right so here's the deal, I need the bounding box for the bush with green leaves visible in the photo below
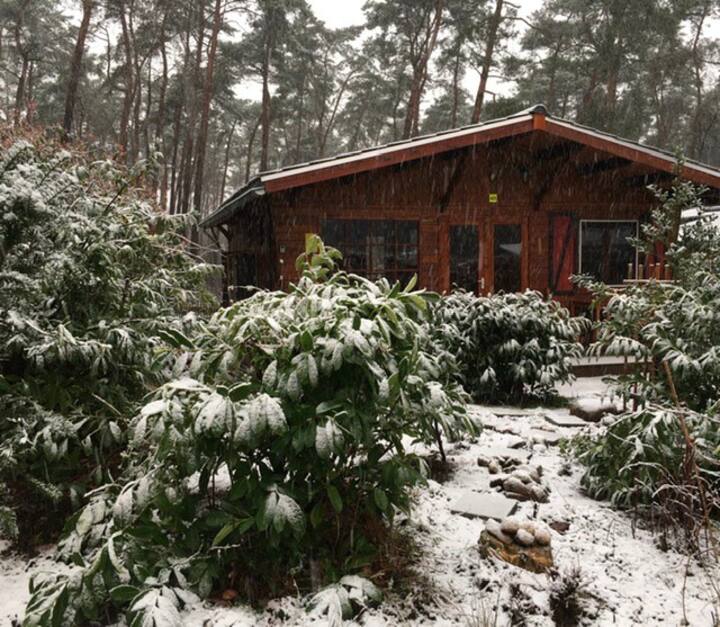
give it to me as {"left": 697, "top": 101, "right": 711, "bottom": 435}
{"left": 573, "top": 405, "right": 720, "bottom": 542}
{"left": 0, "top": 137, "right": 217, "bottom": 544}
{"left": 432, "top": 290, "right": 588, "bottom": 403}
{"left": 23, "top": 236, "right": 472, "bottom": 626}
{"left": 581, "top": 180, "right": 720, "bottom": 411}
{"left": 574, "top": 179, "right": 720, "bottom": 542}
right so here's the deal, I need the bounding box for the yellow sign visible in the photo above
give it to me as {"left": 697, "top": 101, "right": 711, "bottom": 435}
{"left": 489, "top": 193, "right": 498, "bottom": 204}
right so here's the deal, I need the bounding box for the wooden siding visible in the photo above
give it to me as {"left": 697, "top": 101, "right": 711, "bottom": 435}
{"left": 228, "top": 131, "right": 679, "bottom": 313}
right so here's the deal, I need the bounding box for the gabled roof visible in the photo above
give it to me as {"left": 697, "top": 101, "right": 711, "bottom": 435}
{"left": 202, "top": 105, "right": 720, "bottom": 228}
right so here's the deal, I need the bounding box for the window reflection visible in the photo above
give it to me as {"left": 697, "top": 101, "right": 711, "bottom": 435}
{"left": 322, "top": 219, "right": 419, "bottom": 284}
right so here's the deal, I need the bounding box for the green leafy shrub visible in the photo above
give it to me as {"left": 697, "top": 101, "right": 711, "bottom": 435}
{"left": 574, "top": 405, "right": 720, "bottom": 541}
{"left": 574, "top": 180, "right": 720, "bottom": 543}
{"left": 432, "top": 290, "right": 588, "bottom": 403}
{"left": 0, "top": 138, "right": 217, "bottom": 544}
{"left": 23, "top": 236, "right": 472, "bottom": 625}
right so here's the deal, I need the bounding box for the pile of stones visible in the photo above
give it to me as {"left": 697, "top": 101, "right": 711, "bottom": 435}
{"left": 478, "top": 456, "right": 550, "bottom": 503}
{"left": 486, "top": 517, "right": 552, "bottom": 547}
{"left": 479, "top": 517, "right": 554, "bottom": 573}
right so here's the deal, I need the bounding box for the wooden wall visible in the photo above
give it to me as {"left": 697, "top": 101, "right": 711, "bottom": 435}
{"left": 231, "top": 130, "right": 664, "bottom": 310}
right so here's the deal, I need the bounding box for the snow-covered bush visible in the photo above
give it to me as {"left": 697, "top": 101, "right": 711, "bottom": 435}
{"left": 582, "top": 180, "right": 720, "bottom": 411}
{"left": 574, "top": 405, "right": 720, "bottom": 543}
{"left": 432, "top": 290, "right": 588, "bottom": 403}
{"left": 575, "top": 180, "right": 720, "bottom": 543}
{"left": 24, "top": 236, "right": 472, "bottom": 625}
{"left": 0, "top": 137, "right": 216, "bottom": 543}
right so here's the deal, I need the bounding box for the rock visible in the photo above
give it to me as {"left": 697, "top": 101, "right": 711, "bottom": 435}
{"left": 519, "top": 521, "right": 537, "bottom": 534}
{"left": 512, "top": 470, "right": 533, "bottom": 484}
{"left": 549, "top": 520, "right": 571, "bottom": 534}
{"left": 569, "top": 398, "right": 621, "bottom": 423}
{"left": 530, "top": 485, "right": 550, "bottom": 503}
{"left": 488, "top": 460, "right": 500, "bottom": 474}
{"left": 515, "top": 529, "right": 535, "bottom": 546}
{"left": 479, "top": 531, "right": 554, "bottom": 573}
{"left": 534, "top": 527, "right": 551, "bottom": 546}
{"left": 485, "top": 519, "right": 514, "bottom": 544}
{"left": 500, "top": 517, "right": 520, "bottom": 535}
{"left": 503, "top": 477, "right": 536, "bottom": 501}
{"left": 477, "top": 455, "right": 491, "bottom": 467}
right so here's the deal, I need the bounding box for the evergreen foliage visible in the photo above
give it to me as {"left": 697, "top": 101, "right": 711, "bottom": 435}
{"left": 0, "top": 136, "right": 217, "bottom": 544}
{"left": 575, "top": 180, "right": 720, "bottom": 539}
{"left": 433, "top": 290, "right": 588, "bottom": 403}
{"left": 22, "top": 235, "right": 472, "bottom": 625}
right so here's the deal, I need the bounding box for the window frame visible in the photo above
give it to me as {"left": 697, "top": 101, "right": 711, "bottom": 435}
{"left": 321, "top": 218, "right": 420, "bottom": 283}
{"left": 578, "top": 219, "right": 639, "bottom": 286}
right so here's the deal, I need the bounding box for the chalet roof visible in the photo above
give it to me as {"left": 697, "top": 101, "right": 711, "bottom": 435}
{"left": 201, "top": 104, "right": 720, "bottom": 229}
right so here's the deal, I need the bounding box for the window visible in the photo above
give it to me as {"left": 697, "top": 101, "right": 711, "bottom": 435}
{"left": 579, "top": 221, "right": 638, "bottom": 285}
{"left": 322, "top": 219, "right": 419, "bottom": 284}
{"left": 450, "top": 225, "right": 479, "bottom": 293}
{"left": 493, "top": 223, "right": 522, "bottom": 293}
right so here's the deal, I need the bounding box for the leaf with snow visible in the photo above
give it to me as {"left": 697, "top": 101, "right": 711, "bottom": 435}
{"left": 263, "top": 490, "right": 305, "bottom": 536}
{"left": 308, "top": 584, "right": 352, "bottom": 627}
{"left": 315, "top": 419, "right": 344, "bottom": 459}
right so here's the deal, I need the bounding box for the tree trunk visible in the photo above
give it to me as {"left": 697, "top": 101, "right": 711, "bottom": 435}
{"left": 193, "top": 0, "right": 224, "bottom": 216}
{"left": 118, "top": 0, "right": 135, "bottom": 159}
{"left": 246, "top": 113, "right": 261, "bottom": 182}
{"left": 260, "top": 11, "right": 274, "bottom": 171}
{"left": 220, "top": 119, "right": 237, "bottom": 202}
{"left": 471, "top": 0, "right": 503, "bottom": 124}
{"left": 63, "top": 0, "right": 94, "bottom": 138}
{"left": 403, "top": 0, "right": 445, "bottom": 138}
{"left": 158, "top": 28, "right": 169, "bottom": 209}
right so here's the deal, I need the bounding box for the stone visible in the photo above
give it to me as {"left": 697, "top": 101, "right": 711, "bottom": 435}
{"left": 502, "top": 435, "right": 526, "bottom": 449}
{"left": 479, "top": 531, "right": 554, "bottom": 574}
{"left": 515, "top": 529, "right": 535, "bottom": 546}
{"left": 484, "top": 406, "right": 539, "bottom": 417}
{"left": 534, "top": 527, "right": 551, "bottom": 546}
{"left": 500, "top": 517, "right": 520, "bottom": 535}
{"left": 488, "top": 460, "right": 500, "bottom": 474}
{"left": 512, "top": 470, "right": 533, "bottom": 484}
{"left": 519, "top": 521, "right": 537, "bottom": 534}
{"left": 528, "top": 429, "right": 565, "bottom": 446}
{"left": 477, "top": 446, "right": 531, "bottom": 464}
{"left": 530, "top": 485, "right": 550, "bottom": 503}
{"left": 544, "top": 412, "right": 591, "bottom": 428}
{"left": 450, "top": 491, "right": 517, "bottom": 521}
{"left": 569, "top": 397, "right": 621, "bottom": 423}
{"left": 549, "top": 520, "right": 571, "bottom": 534}
{"left": 485, "top": 519, "right": 514, "bottom": 544}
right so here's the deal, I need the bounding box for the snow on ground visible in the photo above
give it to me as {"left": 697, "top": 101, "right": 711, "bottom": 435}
{"left": 1, "top": 377, "right": 718, "bottom": 626}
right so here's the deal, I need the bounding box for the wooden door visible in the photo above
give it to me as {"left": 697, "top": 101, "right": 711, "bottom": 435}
{"left": 486, "top": 219, "right": 528, "bottom": 293}
{"left": 449, "top": 223, "right": 484, "bottom": 294}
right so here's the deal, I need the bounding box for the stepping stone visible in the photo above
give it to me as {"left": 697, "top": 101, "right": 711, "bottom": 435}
{"left": 478, "top": 446, "right": 531, "bottom": 463}
{"left": 483, "top": 406, "right": 539, "bottom": 417}
{"left": 528, "top": 429, "right": 565, "bottom": 445}
{"left": 569, "top": 398, "right": 622, "bottom": 423}
{"left": 450, "top": 491, "right": 517, "bottom": 521}
{"left": 544, "top": 412, "right": 590, "bottom": 428}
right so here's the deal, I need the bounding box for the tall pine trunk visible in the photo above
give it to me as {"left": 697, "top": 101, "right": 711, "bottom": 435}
{"left": 63, "top": 0, "right": 94, "bottom": 138}
{"left": 193, "top": 0, "right": 224, "bottom": 216}
{"left": 471, "top": 0, "right": 503, "bottom": 124}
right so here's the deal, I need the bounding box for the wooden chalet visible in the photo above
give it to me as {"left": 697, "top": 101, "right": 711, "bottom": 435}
{"left": 202, "top": 105, "right": 720, "bottom": 313}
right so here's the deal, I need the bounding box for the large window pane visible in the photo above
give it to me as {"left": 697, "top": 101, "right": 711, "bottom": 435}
{"left": 580, "top": 221, "right": 637, "bottom": 285}
{"left": 494, "top": 224, "right": 522, "bottom": 293}
{"left": 321, "top": 219, "right": 419, "bottom": 284}
{"left": 450, "top": 225, "right": 479, "bottom": 293}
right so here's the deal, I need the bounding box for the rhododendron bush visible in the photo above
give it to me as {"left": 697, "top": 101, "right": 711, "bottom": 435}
{"left": 24, "top": 237, "right": 472, "bottom": 626}
{"left": 0, "top": 137, "right": 216, "bottom": 545}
